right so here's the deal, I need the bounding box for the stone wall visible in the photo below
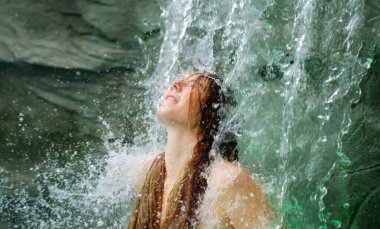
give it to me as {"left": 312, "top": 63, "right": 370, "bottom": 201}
{"left": 0, "top": 0, "right": 161, "bottom": 70}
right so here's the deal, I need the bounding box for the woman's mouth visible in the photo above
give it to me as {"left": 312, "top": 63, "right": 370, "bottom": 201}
{"left": 165, "top": 95, "right": 178, "bottom": 102}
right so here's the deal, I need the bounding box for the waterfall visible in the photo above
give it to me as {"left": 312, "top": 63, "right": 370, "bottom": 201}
{"left": 146, "top": 0, "right": 372, "bottom": 227}
{"left": 1, "top": 0, "right": 378, "bottom": 228}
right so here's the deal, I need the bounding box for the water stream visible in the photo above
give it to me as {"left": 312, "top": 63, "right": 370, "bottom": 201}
{"left": 1, "top": 0, "right": 379, "bottom": 228}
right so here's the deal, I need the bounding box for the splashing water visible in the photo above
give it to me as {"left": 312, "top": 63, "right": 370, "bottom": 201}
{"left": 1, "top": 0, "right": 379, "bottom": 228}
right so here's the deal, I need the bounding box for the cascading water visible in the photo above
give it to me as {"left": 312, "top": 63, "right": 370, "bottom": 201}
{"left": 0, "top": 0, "right": 379, "bottom": 228}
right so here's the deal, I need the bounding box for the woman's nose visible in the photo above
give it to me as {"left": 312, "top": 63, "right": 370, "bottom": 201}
{"left": 170, "top": 80, "right": 181, "bottom": 91}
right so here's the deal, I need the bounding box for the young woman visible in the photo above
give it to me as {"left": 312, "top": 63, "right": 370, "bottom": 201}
{"left": 128, "top": 72, "right": 272, "bottom": 228}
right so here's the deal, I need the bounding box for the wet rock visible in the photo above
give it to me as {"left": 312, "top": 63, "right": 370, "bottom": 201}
{"left": 0, "top": 0, "right": 161, "bottom": 70}
{"left": 259, "top": 64, "right": 283, "bottom": 81}
{"left": 325, "top": 51, "right": 380, "bottom": 228}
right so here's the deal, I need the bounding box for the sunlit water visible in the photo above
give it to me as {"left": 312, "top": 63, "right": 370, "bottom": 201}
{"left": 1, "top": 0, "right": 378, "bottom": 228}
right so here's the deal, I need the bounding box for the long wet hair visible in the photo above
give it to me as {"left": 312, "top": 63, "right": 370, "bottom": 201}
{"left": 128, "top": 72, "right": 237, "bottom": 228}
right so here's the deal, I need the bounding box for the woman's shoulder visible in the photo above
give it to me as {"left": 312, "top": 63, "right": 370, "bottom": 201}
{"left": 208, "top": 157, "right": 270, "bottom": 208}
{"left": 211, "top": 159, "right": 261, "bottom": 191}
{"left": 208, "top": 157, "right": 250, "bottom": 190}
{"left": 206, "top": 157, "right": 272, "bottom": 227}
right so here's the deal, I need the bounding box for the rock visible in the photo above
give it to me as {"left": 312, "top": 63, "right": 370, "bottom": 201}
{"left": 0, "top": 0, "right": 161, "bottom": 70}
{"left": 325, "top": 51, "right": 380, "bottom": 228}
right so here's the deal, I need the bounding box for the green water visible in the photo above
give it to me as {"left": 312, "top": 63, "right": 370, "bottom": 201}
{"left": 1, "top": 0, "right": 379, "bottom": 228}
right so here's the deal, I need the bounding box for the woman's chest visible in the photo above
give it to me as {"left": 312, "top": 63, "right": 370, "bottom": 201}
{"left": 160, "top": 183, "right": 232, "bottom": 228}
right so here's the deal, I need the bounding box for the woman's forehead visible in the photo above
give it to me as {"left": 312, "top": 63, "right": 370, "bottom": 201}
{"left": 181, "top": 74, "right": 200, "bottom": 82}
{"left": 175, "top": 74, "right": 209, "bottom": 92}
{"left": 182, "top": 74, "right": 209, "bottom": 87}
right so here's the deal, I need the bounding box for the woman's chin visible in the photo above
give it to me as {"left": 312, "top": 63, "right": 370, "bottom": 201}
{"left": 157, "top": 112, "right": 186, "bottom": 128}
{"left": 157, "top": 109, "right": 172, "bottom": 123}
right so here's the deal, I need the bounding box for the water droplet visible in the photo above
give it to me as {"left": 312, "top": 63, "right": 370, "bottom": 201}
{"left": 365, "top": 57, "right": 374, "bottom": 69}
{"left": 332, "top": 219, "right": 342, "bottom": 228}
{"left": 343, "top": 203, "right": 350, "bottom": 209}
{"left": 336, "top": 151, "right": 351, "bottom": 166}
{"left": 319, "top": 184, "right": 327, "bottom": 194}
{"left": 318, "top": 108, "right": 330, "bottom": 121}
{"left": 319, "top": 212, "right": 331, "bottom": 221}
{"left": 320, "top": 135, "right": 327, "bottom": 142}
{"left": 212, "top": 103, "right": 220, "bottom": 109}
{"left": 18, "top": 113, "right": 24, "bottom": 122}
{"left": 339, "top": 171, "right": 347, "bottom": 178}
{"left": 97, "top": 219, "right": 104, "bottom": 227}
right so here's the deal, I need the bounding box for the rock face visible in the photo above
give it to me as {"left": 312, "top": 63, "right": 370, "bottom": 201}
{"left": 0, "top": 1, "right": 161, "bottom": 227}
{"left": 324, "top": 53, "right": 380, "bottom": 229}
{"left": 343, "top": 55, "right": 380, "bottom": 228}
{"left": 0, "top": 0, "right": 161, "bottom": 70}
{"left": 0, "top": 62, "right": 150, "bottom": 229}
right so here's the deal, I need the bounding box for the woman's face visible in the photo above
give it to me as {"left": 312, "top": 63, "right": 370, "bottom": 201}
{"left": 157, "top": 74, "right": 208, "bottom": 129}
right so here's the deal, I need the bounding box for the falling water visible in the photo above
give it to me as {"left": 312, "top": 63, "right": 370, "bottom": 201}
{"left": 1, "top": 0, "right": 379, "bottom": 228}
{"left": 148, "top": 0, "right": 373, "bottom": 227}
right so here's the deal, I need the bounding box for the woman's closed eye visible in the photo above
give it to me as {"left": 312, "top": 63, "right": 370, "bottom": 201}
{"left": 184, "top": 83, "right": 194, "bottom": 89}
{"left": 181, "top": 79, "right": 197, "bottom": 88}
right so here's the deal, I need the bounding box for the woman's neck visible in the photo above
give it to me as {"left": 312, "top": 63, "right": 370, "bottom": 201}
{"left": 164, "top": 126, "right": 199, "bottom": 182}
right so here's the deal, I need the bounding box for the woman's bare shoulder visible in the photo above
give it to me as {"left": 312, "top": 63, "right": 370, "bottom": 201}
{"left": 212, "top": 160, "right": 268, "bottom": 205}
{"left": 209, "top": 158, "right": 243, "bottom": 187}
{"left": 208, "top": 158, "right": 272, "bottom": 227}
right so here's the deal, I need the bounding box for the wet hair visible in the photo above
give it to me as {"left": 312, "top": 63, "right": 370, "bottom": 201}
{"left": 163, "top": 72, "right": 237, "bottom": 228}
{"left": 218, "top": 131, "right": 239, "bottom": 162}
{"left": 192, "top": 73, "right": 238, "bottom": 162}
{"left": 128, "top": 72, "right": 237, "bottom": 228}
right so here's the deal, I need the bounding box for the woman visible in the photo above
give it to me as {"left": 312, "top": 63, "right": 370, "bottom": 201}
{"left": 128, "top": 72, "right": 272, "bottom": 228}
